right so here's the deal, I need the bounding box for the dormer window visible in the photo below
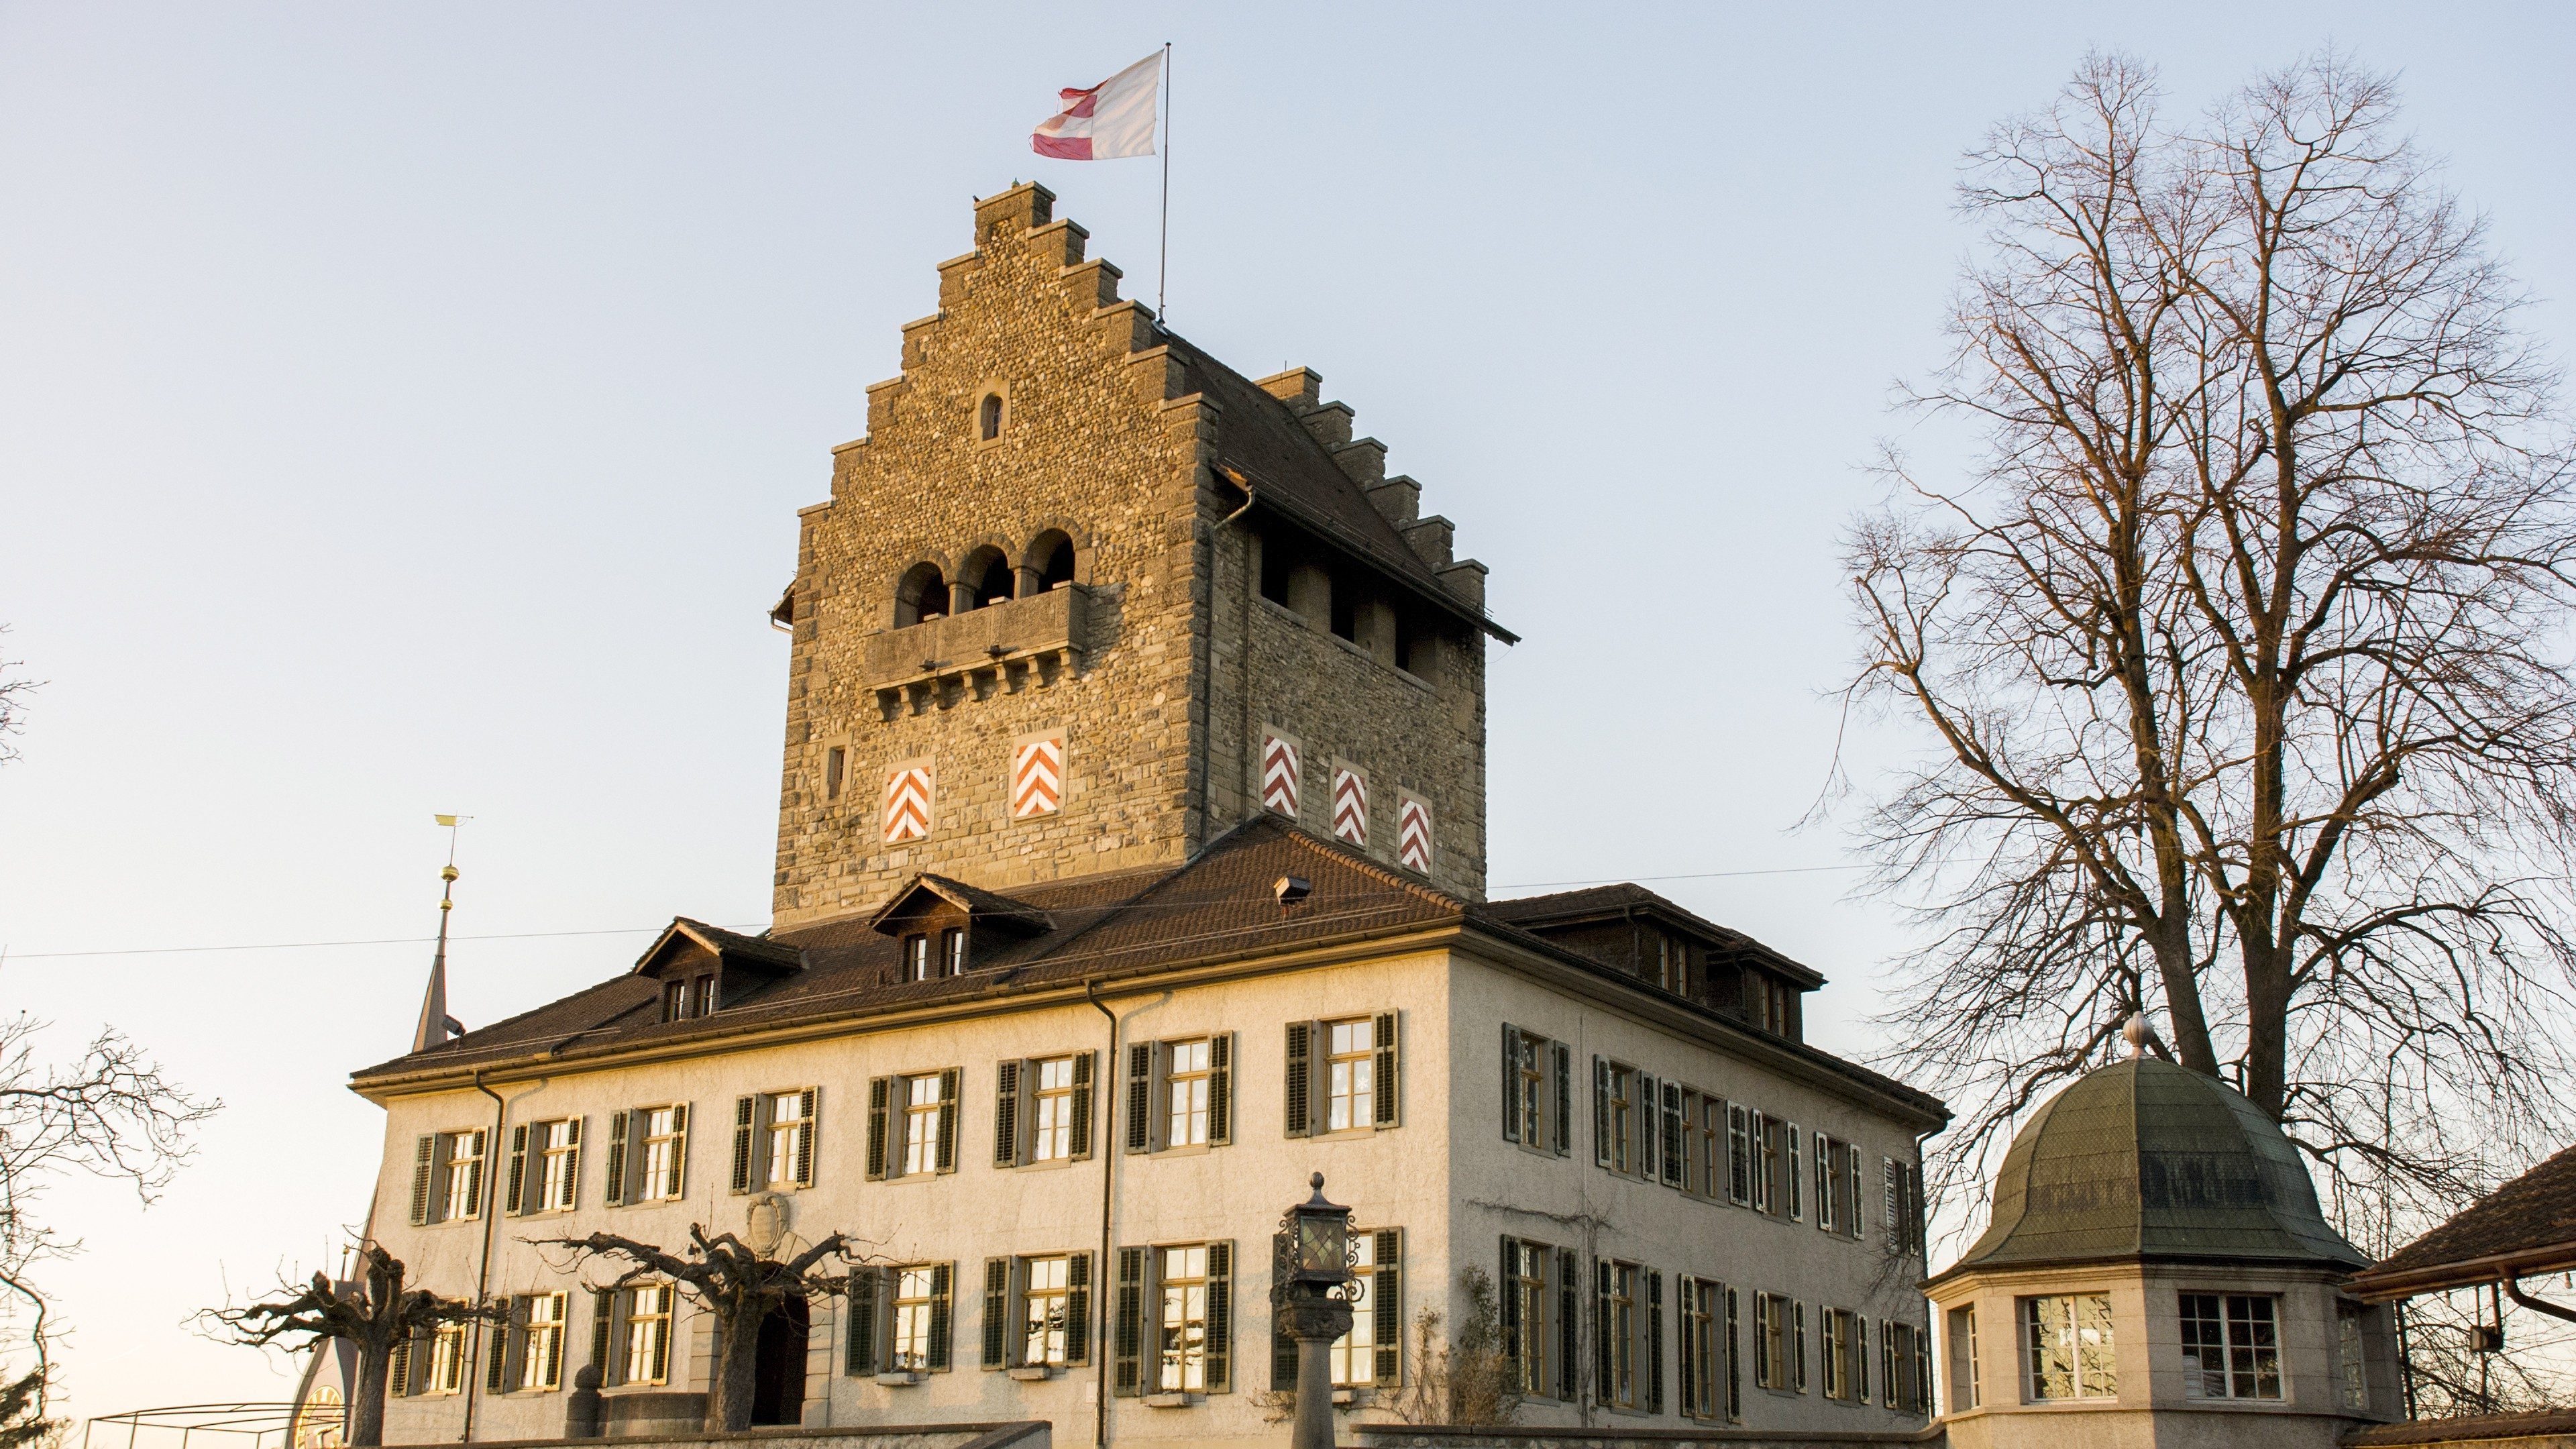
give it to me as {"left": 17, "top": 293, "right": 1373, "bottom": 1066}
{"left": 661, "top": 973, "right": 720, "bottom": 1022}
{"left": 905, "top": 934, "right": 932, "bottom": 982}
{"left": 942, "top": 927, "right": 967, "bottom": 975}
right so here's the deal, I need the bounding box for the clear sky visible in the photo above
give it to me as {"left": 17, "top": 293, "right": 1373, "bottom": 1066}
{"left": 3, "top": 0, "right": 2570, "bottom": 1424}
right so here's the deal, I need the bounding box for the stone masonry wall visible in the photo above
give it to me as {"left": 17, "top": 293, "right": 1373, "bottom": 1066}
{"left": 771, "top": 182, "right": 1491, "bottom": 922}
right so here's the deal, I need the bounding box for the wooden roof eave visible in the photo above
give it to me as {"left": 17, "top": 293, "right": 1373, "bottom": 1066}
{"left": 2343, "top": 1239, "right": 2576, "bottom": 1303}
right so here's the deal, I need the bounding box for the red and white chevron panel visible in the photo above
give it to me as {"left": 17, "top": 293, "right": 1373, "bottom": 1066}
{"left": 1397, "top": 796, "right": 1432, "bottom": 873}
{"left": 1260, "top": 733, "right": 1300, "bottom": 817}
{"left": 1332, "top": 767, "right": 1368, "bottom": 846}
{"left": 884, "top": 764, "right": 933, "bottom": 844}
{"left": 1012, "top": 737, "right": 1063, "bottom": 818}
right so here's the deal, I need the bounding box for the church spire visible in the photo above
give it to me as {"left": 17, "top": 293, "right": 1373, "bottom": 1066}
{"left": 411, "top": 815, "right": 468, "bottom": 1054}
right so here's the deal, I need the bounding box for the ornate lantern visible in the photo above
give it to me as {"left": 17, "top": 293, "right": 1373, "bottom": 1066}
{"left": 1273, "top": 1173, "right": 1356, "bottom": 1449}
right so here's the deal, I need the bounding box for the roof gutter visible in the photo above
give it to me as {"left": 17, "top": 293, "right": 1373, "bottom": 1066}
{"left": 2346, "top": 1238, "right": 2576, "bottom": 1303}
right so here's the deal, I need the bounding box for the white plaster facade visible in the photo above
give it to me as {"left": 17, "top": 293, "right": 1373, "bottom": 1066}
{"left": 360, "top": 932, "right": 1941, "bottom": 1449}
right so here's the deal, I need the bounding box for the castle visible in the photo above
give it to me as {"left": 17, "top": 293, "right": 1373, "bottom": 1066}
{"left": 350, "top": 184, "right": 1947, "bottom": 1449}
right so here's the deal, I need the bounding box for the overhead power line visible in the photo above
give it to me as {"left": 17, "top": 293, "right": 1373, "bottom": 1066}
{"left": 1, "top": 863, "right": 1864, "bottom": 961}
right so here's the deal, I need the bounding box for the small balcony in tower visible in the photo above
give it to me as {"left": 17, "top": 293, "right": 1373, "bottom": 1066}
{"left": 867, "top": 582, "right": 1089, "bottom": 718}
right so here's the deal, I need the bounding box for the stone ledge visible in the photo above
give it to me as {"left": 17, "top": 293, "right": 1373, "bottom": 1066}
{"left": 438, "top": 1420, "right": 1046, "bottom": 1449}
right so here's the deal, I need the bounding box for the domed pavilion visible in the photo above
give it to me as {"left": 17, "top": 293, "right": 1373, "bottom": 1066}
{"left": 1925, "top": 1047, "right": 2402, "bottom": 1448}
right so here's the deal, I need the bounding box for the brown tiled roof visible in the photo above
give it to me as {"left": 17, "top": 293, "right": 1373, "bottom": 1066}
{"left": 348, "top": 818, "right": 1943, "bottom": 1128}
{"left": 2346, "top": 1142, "right": 2576, "bottom": 1300}
{"left": 1171, "top": 340, "right": 1515, "bottom": 644}
{"left": 1490, "top": 883, "right": 1828, "bottom": 989}
{"left": 2341, "top": 1409, "right": 2576, "bottom": 1445}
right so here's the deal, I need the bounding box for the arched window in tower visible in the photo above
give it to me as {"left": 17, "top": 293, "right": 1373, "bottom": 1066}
{"left": 1028, "top": 531, "right": 1077, "bottom": 592}
{"left": 960, "top": 547, "right": 1014, "bottom": 609}
{"left": 895, "top": 561, "right": 949, "bottom": 627}
{"left": 979, "top": 392, "right": 1004, "bottom": 441}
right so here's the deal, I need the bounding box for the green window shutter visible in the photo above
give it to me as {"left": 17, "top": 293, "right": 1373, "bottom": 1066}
{"left": 1647, "top": 1271, "right": 1664, "bottom": 1414}
{"left": 604, "top": 1111, "right": 629, "bottom": 1206}
{"left": 1499, "top": 1024, "right": 1520, "bottom": 1142}
{"left": 504, "top": 1125, "right": 529, "bottom": 1216}
{"left": 1594, "top": 1258, "right": 1612, "bottom": 1406}
{"left": 1208, "top": 1034, "right": 1232, "bottom": 1145}
{"left": 1283, "top": 1022, "right": 1311, "bottom": 1138}
{"left": 1069, "top": 1051, "right": 1095, "bottom": 1160}
{"left": 1724, "top": 1289, "right": 1741, "bottom": 1419}
{"left": 590, "top": 1289, "right": 616, "bottom": 1387}
{"left": 1556, "top": 1248, "right": 1579, "bottom": 1403}
{"left": 564, "top": 1118, "right": 582, "bottom": 1209}
{"left": 1373, "top": 1229, "right": 1402, "bottom": 1384}
{"left": 1552, "top": 1042, "right": 1572, "bottom": 1157}
{"left": 934, "top": 1070, "right": 960, "bottom": 1173}
{"left": 649, "top": 1293, "right": 669, "bottom": 1385}
{"left": 926, "top": 1263, "right": 954, "bottom": 1371}
{"left": 1662, "top": 1081, "right": 1686, "bottom": 1187}
{"left": 1593, "top": 1056, "right": 1611, "bottom": 1168}
{"left": 388, "top": 1336, "right": 413, "bottom": 1397}
{"left": 409, "top": 1136, "right": 435, "bottom": 1225}
{"left": 994, "top": 1061, "right": 1021, "bottom": 1168}
{"left": 1123, "top": 1044, "right": 1152, "bottom": 1153}
{"left": 1497, "top": 1237, "right": 1521, "bottom": 1385}
{"left": 1856, "top": 1313, "right": 1870, "bottom": 1402}
{"left": 1271, "top": 1232, "right": 1299, "bottom": 1391}
{"left": 1065, "top": 1250, "right": 1093, "bottom": 1364}
{"left": 796, "top": 1088, "right": 818, "bottom": 1187}
{"left": 1676, "top": 1277, "right": 1696, "bottom": 1417}
{"left": 1112, "top": 1246, "right": 1145, "bottom": 1395}
{"left": 1373, "top": 1012, "right": 1399, "bottom": 1128}
{"left": 845, "top": 1269, "right": 877, "bottom": 1375}
{"left": 462, "top": 1130, "right": 487, "bottom": 1218}
{"left": 487, "top": 1297, "right": 514, "bottom": 1393}
{"left": 1204, "top": 1239, "right": 1233, "bottom": 1392}
{"left": 865, "top": 1078, "right": 890, "bottom": 1181}
{"left": 729, "top": 1095, "right": 755, "bottom": 1194}
{"left": 981, "top": 1258, "right": 1012, "bottom": 1368}
{"left": 1793, "top": 1301, "right": 1808, "bottom": 1393}
{"left": 670, "top": 1102, "right": 690, "bottom": 1199}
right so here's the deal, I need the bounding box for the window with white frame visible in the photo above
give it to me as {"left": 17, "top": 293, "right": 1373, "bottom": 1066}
{"left": 2179, "top": 1293, "right": 2279, "bottom": 1400}
{"left": 1330, "top": 1232, "right": 1381, "bottom": 1387}
{"left": 1124, "top": 1036, "right": 1234, "bottom": 1153}
{"left": 1286, "top": 1016, "right": 1399, "bottom": 1137}
{"left": 729, "top": 1089, "right": 818, "bottom": 1193}
{"left": 1167, "top": 1040, "right": 1214, "bottom": 1147}
{"left": 1679, "top": 1277, "right": 1720, "bottom": 1419}
{"left": 1498, "top": 1236, "right": 1566, "bottom": 1400}
{"left": 1020, "top": 1255, "right": 1077, "bottom": 1366}
{"left": 1158, "top": 1244, "right": 1212, "bottom": 1391}
{"left": 638, "top": 1105, "right": 687, "bottom": 1200}
{"left": 892, "top": 1265, "right": 946, "bottom": 1373}
{"left": 848, "top": 1263, "right": 954, "bottom": 1376}
{"left": 623, "top": 1284, "right": 673, "bottom": 1385}
{"left": 537, "top": 1119, "right": 580, "bottom": 1212}
{"left": 519, "top": 1292, "right": 567, "bottom": 1391}
{"left": 2023, "top": 1294, "right": 2115, "bottom": 1401}
{"left": 1499, "top": 1024, "right": 1572, "bottom": 1154}
{"left": 1822, "top": 1307, "right": 1856, "bottom": 1401}
{"left": 865, "top": 1071, "right": 957, "bottom": 1180}
{"left": 441, "top": 1131, "right": 486, "bottom": 1223}
{"left": 1324, "top": 1018, "right": 1377, "bottom": 1132}
{"left": 1597, "top": 1260, "right": 1641, "bottom": 1410}
{"left": 996, "top": 1054, "right": 1095, "bottom": 1168}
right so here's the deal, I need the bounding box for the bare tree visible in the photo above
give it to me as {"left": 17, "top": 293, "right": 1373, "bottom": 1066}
{"left": 541, "top": 1224, "right": 857, "bottom": 1433}
{"left": 1843, "top": 52, "right": 2576, "bottom": 1234}
{"left": 1383, "top": 1267, "right": 1521, "bottom": 1428}
{"left": 0, "top": 627, "right": 33, "bottom": 769}
{"left": 0, "top": 1015, "right": 218, "bottom": 1442}
{"left": 204, "top": 1242, "right": 490, "bottom": 1448}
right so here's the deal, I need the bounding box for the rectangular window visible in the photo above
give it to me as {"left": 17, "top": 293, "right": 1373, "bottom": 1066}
{"left": 1324, "top": 1017, "right": 1376, "bottom": 1132}
{"left": 1023, "top": 1256, "right": 1072, "bottom": 1367}
{"left": 1330, "top": 1232, "right": 1379, "bottom": 1386}
{"left": 1948, "top": 1305, "right": 1980, "bottom": 1410}
{"left": 2023, "top": 1294, "right": 2116, "bottom": 1401}
{"left": 892, "top": 1266, "right": 942, "bottom": 1372}
{"left": 1502, "top": 1238, "right": 1551, "bottom": 1396}
{"left": 537, "top": 1119, "right": 580, "bottom": 1212}
{"left": 902, "top": 1075, "right": 943, "bottom": 1175}
{"left": 688, "top": 974, "right": 717, "bottom": 1018}
{"left": 2338, "top": 1301, "right": 2369, "bottom": 1411}
{"left": 767, "top": 1090, "right": 811, "bottom": 1187}
{"left": 1166, "top": 1040, "right": 1213, "bottom": 1147}
{"left": 824, "top": 745, "right": 845, "bottom": 801}
{"left": 440, "top": 1131, "right": 485, "bottom": 1223}
{"left": 1682, "top": 1278, "right": 1719, "bottom": 1419}
{"left": 1728, "top": 1108, "right": 1752, "bottom": 1205}
{"left": 941, "top": 926, "right": 967, "bottom": 975}
{"left": 1498, "top": 1024, "right": 1567, "bottom": 1154}
{"left": 1823, "top": 1308, "right": 1853, "bottom": 1401}
{"left": 1031, "top": 1056, "right": 1077, "bottom": 1162}
{"left": 1158, "top": 1244, "right": 1210, "bottom": 1391}
{"left": 638, "top": 1105, "right": 687, "bottom": 1201}
{"left": 1887, "top": 1320, "right": 1928, "bottom": 1413}
{"left": 1756, "top": 1293, "right": 1787, "bottom": 1390}
{"left": 519, "top": 1293, "right": 567, "bottom": 1391}
{"left": 1599, "top": 1260, "right": 1639, "bottom": 1409}
{"left": 905, "top": 934, "right": 930, "bottom": 981}
{"left": 2179, "top": 1293, "right": 2280, "bottom": 1401}
{"left": 623, "top": 1285, "right": 672, "bottom": 1386}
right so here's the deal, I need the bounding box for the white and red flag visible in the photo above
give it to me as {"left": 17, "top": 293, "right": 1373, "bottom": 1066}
{"left": 1031, "top": 52, "right": 1161, "bottom": 160}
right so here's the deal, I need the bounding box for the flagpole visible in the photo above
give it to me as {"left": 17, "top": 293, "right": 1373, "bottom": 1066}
{"left": 1157, "top": 40, "right": 1171, "bottom": 322}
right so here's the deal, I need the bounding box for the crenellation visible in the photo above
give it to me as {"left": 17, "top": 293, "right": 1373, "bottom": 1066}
{"left": 1297, "top": 399, "right": 1355, "bottom": 448}
{"left": 1253, "top": 366, "right": 1323, "bottom": 411}
{"left": 1365, "top": 474, "right": 1421, "bottom": 525}
{"left": 1330, "top": 436, "right": 1387, "bottom": 486}
{"left": 1401, "top": 514, "right": 1455, "bottom": 568}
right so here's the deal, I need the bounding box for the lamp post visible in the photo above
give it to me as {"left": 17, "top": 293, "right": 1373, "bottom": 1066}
{"left": 1273, "top": 1173, "right": 1356, "bottom": 1449}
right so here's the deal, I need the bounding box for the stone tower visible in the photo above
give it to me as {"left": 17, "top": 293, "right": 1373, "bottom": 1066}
{"left": 769, "top": 183, "right": 1506, "bottom": 926}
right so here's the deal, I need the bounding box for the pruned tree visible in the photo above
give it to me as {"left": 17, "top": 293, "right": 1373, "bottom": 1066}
{"left": 1841, "top": 51, "right": 2576, "bottom": 1237}
{"left": 203, "top": 1241, "right": 490, "bottom": 1448}
{"left": 1383, "top": 1268, "right": 1520, "bottom": 1428}
{"left": 1, "top": 1014, "right": 217, "bottom": 1445}
{"left": 541, "top": 1224, "right": 858, "bottom": 1432}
